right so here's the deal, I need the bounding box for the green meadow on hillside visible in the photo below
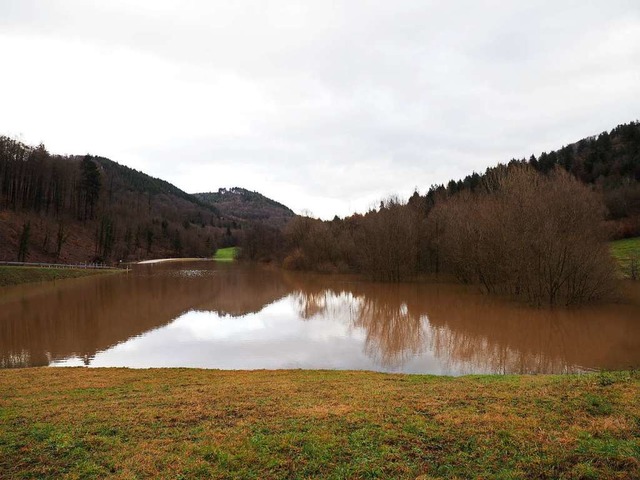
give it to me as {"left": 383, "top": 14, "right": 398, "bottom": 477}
{"left": 611, "top": 237, "right": 640, "bottom": 278}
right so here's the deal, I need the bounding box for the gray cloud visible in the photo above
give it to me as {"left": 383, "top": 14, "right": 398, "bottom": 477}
{"left": 1, "top": 1, "right": 639, "bottom": 218}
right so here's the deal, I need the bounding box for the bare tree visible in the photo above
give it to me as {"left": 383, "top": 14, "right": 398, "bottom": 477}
{"left": 433, "top": 165, "right": 616, "bottom": 305}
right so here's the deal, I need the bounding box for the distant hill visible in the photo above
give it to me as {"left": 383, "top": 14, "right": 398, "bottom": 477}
{"left": 426, "top": 121, "right": 640, "bottom": 238}
{"left": 194, "top": 187, "right": 295, "bottom": 227}
{"left": 0, "top": 137, "right": 239, "bottom": 263}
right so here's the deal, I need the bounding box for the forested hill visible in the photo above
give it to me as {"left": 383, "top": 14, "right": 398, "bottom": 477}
{"left": 94, "top": 157, "right": 217, "bottom": 212}
{"left": 195, "top": 188, "right": 295, "bottom": 227}
{"left": 0, "top": 137, "right": 241, "bottom": 263}
{"left": 426, "top": 121, "right": 640, "bottom": 238}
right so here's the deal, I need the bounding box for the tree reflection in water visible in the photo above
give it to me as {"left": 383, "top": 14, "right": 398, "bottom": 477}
{"left": 287, "top": 274, "right": 640, "bottom": 373}
{"left": 292, "top": 283, "right": 429, "bottom": 369}
{"left": 2, "top": 263, "right": 640, "bottom": 373}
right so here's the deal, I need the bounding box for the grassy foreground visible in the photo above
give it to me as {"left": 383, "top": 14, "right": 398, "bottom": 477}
{"left": 0, "top": 266, "right": 118, "bottom": 288}
{"left": 213, "top": 246, "right": 238, "bottom": 261}
{"left": 1, "top": 369, "right": 639, "bottom": 479}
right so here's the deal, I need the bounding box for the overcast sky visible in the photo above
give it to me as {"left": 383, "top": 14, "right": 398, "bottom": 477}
{"left": 1, "top": 1, "right": 639, "bottom": 218}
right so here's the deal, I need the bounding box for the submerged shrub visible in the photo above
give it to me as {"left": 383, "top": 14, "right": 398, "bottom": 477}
{"left": 432, "top": 165, "right": 616, "bottom": 306}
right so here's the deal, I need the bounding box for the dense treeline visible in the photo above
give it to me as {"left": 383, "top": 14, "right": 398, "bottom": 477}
{"left": 0, "top": 138, "right": 96, "bottom": 218}
{"left": 430, "top": 167, "right": 615, "bottom": 305}
{"left": 430, "top": 121, "right": 640, "bottom": 238}
{"left": 240, "top": 164, "right": 616, "bottom": 306}
{"left": 0, "top": 137, "right": 243, "bottom": 263}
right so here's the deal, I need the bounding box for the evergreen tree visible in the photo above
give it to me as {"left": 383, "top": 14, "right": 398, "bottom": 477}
{"left": 79, "top": 156, "right": 101, "bottom": 220}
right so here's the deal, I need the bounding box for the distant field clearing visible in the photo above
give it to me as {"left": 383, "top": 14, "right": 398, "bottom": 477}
{"left": 213, "top": 247, "right": 238, "bottom": 261}
{"left": 610, "top": 236, "right": 640, "bottom": 278}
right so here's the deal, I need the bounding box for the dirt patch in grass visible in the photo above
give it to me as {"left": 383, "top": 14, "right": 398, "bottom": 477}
{"left": 1, "top": 369, "right": 639, "bottom": 479}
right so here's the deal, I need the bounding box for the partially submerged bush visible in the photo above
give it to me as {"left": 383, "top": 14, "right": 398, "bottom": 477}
{"left": 431, "top": 165, "right": 617, "bottom": 305}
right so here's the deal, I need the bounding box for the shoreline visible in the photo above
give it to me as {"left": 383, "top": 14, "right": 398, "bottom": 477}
{"left": 136, "top": 257, "right": 212, "bottom": 265}
{"left": 0, "top": 265, "right": 119, "bottom": 288}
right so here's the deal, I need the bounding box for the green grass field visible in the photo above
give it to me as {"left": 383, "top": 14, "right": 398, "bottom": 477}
{"left": 213, "top": 247, "right": 239, "bottom": 261}
{"left": 0, "top": 266, "right": 118, "bottom": 288}
{"left": 1, "top": 369, "right": 639, "bottom": 479}
{"left": 610, "top": 237, "right": 640, "bottom": 278}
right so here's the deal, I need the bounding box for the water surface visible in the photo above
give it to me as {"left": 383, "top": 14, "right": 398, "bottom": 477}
{"left": 1, "top": 261, "right": 639, "bottom": 374}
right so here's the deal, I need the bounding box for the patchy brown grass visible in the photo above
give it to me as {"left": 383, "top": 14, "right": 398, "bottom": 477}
{"left": 0, "top": 369, "right": 639, "bottom": 479}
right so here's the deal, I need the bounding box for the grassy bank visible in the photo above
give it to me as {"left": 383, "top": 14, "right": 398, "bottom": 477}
{"left": 0, "top": 266, "right": 119, "bottom": 288}
{"left": 213, "top": 246, "right": 238, "bottom": 261}
{"left": 1, "top": 369, "right": 638, "bottom": 479}
{"left": 611, "top": 237, "right": 640, "bottom": 278}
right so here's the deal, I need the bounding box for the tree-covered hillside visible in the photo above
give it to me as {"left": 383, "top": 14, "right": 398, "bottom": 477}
{"left": 428, "top": 121, "right": 640, "bottom": 238}
{"left": 0, "top": 137, "right": 238, "bottom": 263}
{"left": 195, "top": 187, "right": 295, "bottom": 227}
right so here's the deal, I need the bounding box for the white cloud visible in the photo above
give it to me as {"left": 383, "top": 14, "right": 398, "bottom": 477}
{"left": 1, "top": 1, "right": 639, "bottom": 218}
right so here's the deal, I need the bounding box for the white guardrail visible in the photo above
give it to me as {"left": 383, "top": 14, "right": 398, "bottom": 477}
{"left": 0, "top": 261, "right": 123, "bottom": 270}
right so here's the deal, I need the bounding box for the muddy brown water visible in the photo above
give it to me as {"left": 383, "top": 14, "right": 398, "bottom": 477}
{"left": 1, "top": 261, "right": 639, "bottom": 374}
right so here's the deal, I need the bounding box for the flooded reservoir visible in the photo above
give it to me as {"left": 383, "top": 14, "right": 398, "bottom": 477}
{"left": 1, "top": 261, "right": 639, "bottom": 374}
